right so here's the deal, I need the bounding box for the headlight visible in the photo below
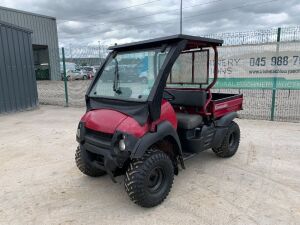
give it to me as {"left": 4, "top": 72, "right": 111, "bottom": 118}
{"left": 119, "top": 136, "right": 126, "bottom": 151}
{"left": 76, "top": 128, "right": 80, "bottom": 138}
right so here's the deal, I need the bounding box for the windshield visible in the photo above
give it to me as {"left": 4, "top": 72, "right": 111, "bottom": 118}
{"left": 89, "top": 47, "right": 169, "bottom": 101}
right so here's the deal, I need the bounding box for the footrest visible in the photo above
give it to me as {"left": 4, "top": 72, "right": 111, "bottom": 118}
{"left": 182, "top": 152, "right": 197, "bottom": 161}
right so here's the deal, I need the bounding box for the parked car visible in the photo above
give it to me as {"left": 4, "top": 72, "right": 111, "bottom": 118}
{"left": 82, "top": 67, "right": 96, "bottom": 79}
{"left": 60, "top": 62, "right": 76, "bottom": 74}
{"left": 61, "top": 70, "right": 88, "bottom": 81}
{"left": 87, "top": 71, "right": 95, "bottom": 79}
{"left": 83, "top": 66, "right": 97, "bottom": 74}
{"left": 101, "top": 64, "right": 148, "bottom": 83}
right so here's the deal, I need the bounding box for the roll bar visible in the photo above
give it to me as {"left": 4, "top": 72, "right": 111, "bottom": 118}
{"left": 206, "top": 45, "right": 218, "bottom": 91}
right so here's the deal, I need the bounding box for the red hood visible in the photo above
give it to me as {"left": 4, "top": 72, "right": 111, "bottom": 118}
{"left": 81, "top": 109, "right": 128, "bottom": 134}
{"left": 80, "top": 101, "right": 176, "bottom": 138}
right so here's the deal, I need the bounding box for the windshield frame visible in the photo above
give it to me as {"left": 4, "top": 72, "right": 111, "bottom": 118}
{"left": 86, "top": 40, "right": 188, "bottom": 124}
{"left": 87, "top": 46, "right": 171, "bottom": 103}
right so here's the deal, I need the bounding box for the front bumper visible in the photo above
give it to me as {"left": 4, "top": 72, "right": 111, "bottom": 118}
{"left": 77, "top": 122, "right": 138, "bottom": 179}
{"left": 80, "top": 142, "right": 123, "bottom": 181}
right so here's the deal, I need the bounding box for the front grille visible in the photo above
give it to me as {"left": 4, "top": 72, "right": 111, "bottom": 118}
{"left": 85, "top": 128, "right": 113, "bottom": 141}
{"left": 85, "top": 128, "right": 113, "bottom": 149}
{"left": 96, "top": 154, "right": 105, "bottom": 166}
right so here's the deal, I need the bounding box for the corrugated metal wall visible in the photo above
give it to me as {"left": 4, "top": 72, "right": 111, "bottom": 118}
{"left": 0, "top": 6, "right": 60, "bottom": 80}
{"left": 0, "top": 21, "right": 38, "bottom": 113}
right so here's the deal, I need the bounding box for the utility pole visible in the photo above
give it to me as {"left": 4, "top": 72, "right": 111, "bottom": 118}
{"left": 180, "top": 0, "right": 183, "bottom": 34}
{"left": 69, "top": 43, "right": 73, "bottom": 62}
{"left": 98, "top": 41, "right": 101, "bottom": 64}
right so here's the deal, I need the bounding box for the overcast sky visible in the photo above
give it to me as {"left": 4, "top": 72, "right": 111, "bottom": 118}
{"left": 0, "top": 0, "right": 299, "bottom": 47}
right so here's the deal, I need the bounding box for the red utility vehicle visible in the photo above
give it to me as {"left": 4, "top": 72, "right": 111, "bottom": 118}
{"left": 75, "top": 35, "right": 243, "bottom": 207}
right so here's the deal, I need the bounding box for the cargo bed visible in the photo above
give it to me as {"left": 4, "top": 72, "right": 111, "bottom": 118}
{"left": 210, "top": 93, "right": 243, "bottom": 118}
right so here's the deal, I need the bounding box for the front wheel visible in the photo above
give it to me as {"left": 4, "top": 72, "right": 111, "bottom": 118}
{"left": 212, "top": 121, "right": 240, "bottom": 158}
{"left": 124, "top": 149, "right": 174, "bottom": 208}
{"left": 75, "top": 146, "right": 106, "bottom": 177}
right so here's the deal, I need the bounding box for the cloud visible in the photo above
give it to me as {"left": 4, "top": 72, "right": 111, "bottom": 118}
{"left": 261, "top": 13, "right": 289, "bottom": 25}
{"left": 0, "top": 0, "right": 299, "bottom": 47}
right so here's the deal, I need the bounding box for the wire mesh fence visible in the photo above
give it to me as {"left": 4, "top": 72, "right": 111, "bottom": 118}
{"left": 37, "top": 26, "right": 300, "bottom": 122}
{"left": 204, "top": 26, "right": 300, "bottom": 45}
{"left": 209, "top": 40, "right": 300, "bottom": 122}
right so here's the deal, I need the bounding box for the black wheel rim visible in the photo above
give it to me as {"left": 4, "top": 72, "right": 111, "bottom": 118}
{"left": 147, "top": 167, "right": 164, "bottom": 193}
{"left": 229, "top": 132, "right": 236, "bottom": 148}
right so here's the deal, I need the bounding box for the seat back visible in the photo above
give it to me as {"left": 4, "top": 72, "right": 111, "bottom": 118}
{"left": 165, "top": 89, "right": 207, "bottom": 107}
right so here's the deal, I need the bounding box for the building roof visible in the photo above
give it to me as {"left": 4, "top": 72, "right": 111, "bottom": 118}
{"left": 0, "top": 5, "right": 56, "bottom": 20}
{"left": 108, "top": 34, "right": 223, "bottom": 51}
{"left": 0, "top": 20, "right": 32, "bottom": 33}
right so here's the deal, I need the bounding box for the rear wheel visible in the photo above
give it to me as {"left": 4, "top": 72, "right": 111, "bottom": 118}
{"left": 75, "top": 146, "right": 106, "bottom": 177}
{"left": 124, "top": 149, "right": 174, "bottom": 208}
{"left": 212, "top": 121, "right": 240, "bottom": 158}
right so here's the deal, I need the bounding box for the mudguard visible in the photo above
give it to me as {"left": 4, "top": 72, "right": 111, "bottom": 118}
{"left": 131, "top": 121, "right": 183, "bottom": 159}
{"left": 212, "top": 112, "right": 238, "bottom": 148}
{"left": 215, "top": 112, "right": 238, "bottom": 127}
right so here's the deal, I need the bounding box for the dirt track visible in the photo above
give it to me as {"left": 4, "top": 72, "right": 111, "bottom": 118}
{"left": 0, "top": 106, "right": 299, "bottom": 225}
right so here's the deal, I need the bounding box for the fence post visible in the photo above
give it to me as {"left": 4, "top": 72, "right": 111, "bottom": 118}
{"left": 62, "top": 47, "right": 69, "bottom": 107}
{"left": 270, "top": 27, "right": 281, "bottom": 121}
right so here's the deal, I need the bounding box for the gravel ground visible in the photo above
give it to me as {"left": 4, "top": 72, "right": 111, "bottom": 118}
{"left": 0, "top": 105, "right": 299, "bottom": 225}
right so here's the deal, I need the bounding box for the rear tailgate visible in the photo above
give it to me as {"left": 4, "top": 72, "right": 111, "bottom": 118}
{"left": 210, "top": 93, "right": 243, "bottom": 118}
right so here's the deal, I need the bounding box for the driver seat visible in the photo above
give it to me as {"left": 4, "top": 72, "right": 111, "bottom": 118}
{"left": 176, "top": 112, "right": 203, "bottom": 130}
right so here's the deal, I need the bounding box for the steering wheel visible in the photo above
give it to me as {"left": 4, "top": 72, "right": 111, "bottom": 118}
{"left": 163, "top": 89, "right": 176, "bottom": 101}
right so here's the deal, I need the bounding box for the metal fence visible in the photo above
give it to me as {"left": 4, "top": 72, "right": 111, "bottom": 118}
{"left": 37, "top": 26, "right": 300, "bottom": 122}
{"left": 204, "top": 26, "right": 300, "bottom": 45}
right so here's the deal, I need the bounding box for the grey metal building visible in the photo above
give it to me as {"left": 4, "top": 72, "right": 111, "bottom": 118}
{"left": 0, "top": 21, "right": 38, "bottom": 113}
{"left": 0, "top": 6, "right": 60, "bottom": 80}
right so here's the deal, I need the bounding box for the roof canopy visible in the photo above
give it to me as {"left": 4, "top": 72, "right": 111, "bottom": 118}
{"left": 108, "top": 34, "right": 223, "bottom": 51}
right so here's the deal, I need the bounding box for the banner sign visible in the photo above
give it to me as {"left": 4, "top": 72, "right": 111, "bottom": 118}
{"left": 209, "top": 42, "right": 300, "bottom": 89}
